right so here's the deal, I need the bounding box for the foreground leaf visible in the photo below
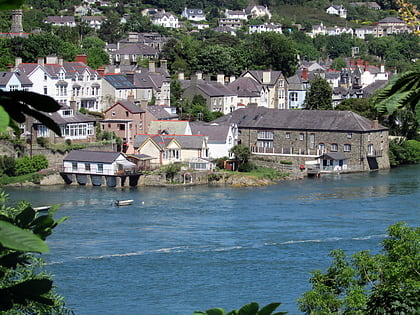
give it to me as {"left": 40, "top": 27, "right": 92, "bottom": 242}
{"left": 0, "top": 220, "right": 49, "bottom": 252}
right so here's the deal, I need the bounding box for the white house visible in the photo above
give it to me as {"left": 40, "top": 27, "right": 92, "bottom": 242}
{"left": 224, "top": 9, "right": 248, "bottom": 20}
{"left": 245, "top": 5, "right": 272, "bottom": 19}
{"left": 249, "top": 23, "right": 282, "bottom": 34}
{"left": 190, "top": 121, "right": 238, "bottom": 158}
{"left": 14, "top": 55, "right": 102, "bottom": 111}
{"left": 44, "top": 16, "right": 76, "bottom": 27}
{"left": 149, "top": 11, "right": 179, "bottom": 28}
{"left": 326, "top": 5, "right": 347, "bottom": 19}
{"left": 181, "top": 8, "right": 206, "bottom": 21}
{"left": 0, "top": 71, "right": 32, "bottom": 92}
{"left": 63, "top": 150, "right": 136, "bottom": 176}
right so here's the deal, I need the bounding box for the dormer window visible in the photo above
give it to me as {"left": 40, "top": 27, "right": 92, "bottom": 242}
{"left": 60, "top": 109, "right": 73, "bottom": 117}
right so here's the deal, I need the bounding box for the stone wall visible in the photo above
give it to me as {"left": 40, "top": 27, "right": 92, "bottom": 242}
{"left": 240, "top": 128, "right": 390, "bottom": 171}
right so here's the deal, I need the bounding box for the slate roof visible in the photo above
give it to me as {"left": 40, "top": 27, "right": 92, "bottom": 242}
{"left": 321, "top": 152, "right": 347, "bottom": 160}
{"left": 104, "top": 74, "right": 136, "bottom": 89}
{"left": 196, "top": 82, "right": 237, "bottom": 97}
{"left": 0, "top": 72, "right": 32, "bottom": 87}
{"left": 111, "top": 43, "right": 159, "bottom": 56}
{"left": 242, "top": 70, "right": 284, "bottom": 86}
{"left": 132, "top": 72, "right": 169, "bottom": 89}
{"left": 146, "top": 105, "right": 178, "bottom": 120}
{"left": 190, "top": 121, "right": 230, "bottom": 143}
{"left": 63, "top": 62, "right": 98, "bottom": 78}
{"left": 134, "top": 134, "right": 206, "bottom": 149}
{"left": 228, "top": 77, "right": 262, "bottom": 96}
{"left": 38, "top": 107, "right": 97, "bottom": 125}
{"left": 105, "top": 101, "right": 145, "bottom": 114}
{"left": 212, "top": 107, "right": 387, "bottom": 132}
{"left": 45, "top": 16, "right": 75, "bottom": 23}
{"left": 64, "top": 150, "right": 122, "bottom": 163}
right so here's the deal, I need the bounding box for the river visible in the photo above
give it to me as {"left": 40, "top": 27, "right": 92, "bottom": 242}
{"left": 4, "top": 164, "right": 420, "bottom": 315}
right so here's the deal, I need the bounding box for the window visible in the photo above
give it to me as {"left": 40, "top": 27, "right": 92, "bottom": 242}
{"left": 344, "top": 144, "right": 351, "bottom": 152}
{"left": 331, "top": 143, "right": 338, "bottom": 152}
{"left": 43, "top": 87, "right": 48, "bottom": 95}
{"left": 290, "top": 92, "right": 298, "bottom": 102}
{"left": 119, "top": 124, "right": 125, "bottom": 131}
{"left": 347, "top": 132, "right": 352, "bottom": 139}
{"left": 299, "top": 133, "right": 304, "bottom": 141}
{"left": 44, "top": 74, "right": 48, "bottom": 81}
{"left": 37, "top": 125, "right": 49, "bottom": 137}
{"left": 309, "top": 133, "right": 315, "bottom": 149}
{"left": 258, "top": 130, "right": 274, "bottom": 140}
{"left": 257, "top": 140, "right": 273, "bottom": 148}
{"left": 9, "top": 85, "right": 19, "bottom": 91}
{"left": 286, "top": 132, "right": 290, "bottom": 139}
{"left": 368, "top": 133, "right": 371, "bottom": 141}
{"left": 85, "top": 163, "right": 90, "bottom": 171}
{"left": 72, "top": 162, "right": 77, "bottom": 171}
{"left": 97, "top": 163, "right": 103, "bottom": 173}
{"left": 112, "top": 111, "right": 116, "bottom": 116}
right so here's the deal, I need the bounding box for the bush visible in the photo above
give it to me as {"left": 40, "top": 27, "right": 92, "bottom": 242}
{"left": 14, "top": 155, "right": 48, "bottom": 176}
{"left": 0, "top": 155, "right": 15, "bottom": 177}
{"left": 36, "top": 137, "right": 49, "bottom": 148}
{"left": 280, "top": 160, "right": 293, "bottom": 164}
{"left": 389, "top": 139, "right": 420, "bottom": 166}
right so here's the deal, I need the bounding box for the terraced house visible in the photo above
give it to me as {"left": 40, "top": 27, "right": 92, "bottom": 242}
{"left": 214, "top": 107, "right": 389, "bottom": 172}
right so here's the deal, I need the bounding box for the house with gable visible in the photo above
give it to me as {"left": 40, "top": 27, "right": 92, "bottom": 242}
{"left": 81, "top": 16, "right": 105, "bottom": 30}
{"left": 100, "top": 99, "right": 146, "bottom": 153}
{"left": 326, "top": 4, "right": 347, "bottom": 19}
{"left": 125, "top": 61, "right": 171, "bottom": 106}
{"left": 101, "top": 74, "right": 137, "bottom": 109}
{"left": 245, "top": 5, "right": 272, "bottom": 19}
{"left": 145, "top": 105, "right": 178, "bottom": 133}
{"left": 109, "top": 42, "right": 159, "bottom": 66}
{"left": 151, "top": 11, "right": 179, "bottom": 29}
{"left": 373, "top": 17, "right": 410, "bottom": 36}
{"left": 14, "top": 55, "right": 101, "bottom": 111}
{"left": 181, "top": 73, "right": 238, "bottom": 114}
{"left": 234, "top": 70, "right": 288, "bottom": 109}
{"left": 0, "top": 71, "right": 32, "bottom": 92}
{"left": 133, "top": 134, "right": 210, "bottom": 169}
{"left": 190, "top": 121, "right": 238, "bottom": 158}
{"left": 213, "top": 107, "right": 389, "bottom": 172}
{"left": 286, "top": 70, "right": 310, "bottom": 109}
{"left": 181, "top": 8, "right": 206, "bottom": 21}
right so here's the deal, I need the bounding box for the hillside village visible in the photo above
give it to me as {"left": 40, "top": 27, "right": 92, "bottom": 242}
{"left": 0, "top": 0, "right": 418, "bottom": 186}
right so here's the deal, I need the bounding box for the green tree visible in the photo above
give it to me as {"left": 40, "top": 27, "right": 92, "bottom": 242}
{"left": 330, "top": 57, "right": 347, "bottom": 71}
{"left": 298, "top": 222, "right": 420, "bottom": 315}
{"left": 247, "top": 32, "right": 298, "bottom": 77}
{"left": 304, "top": 76, "right": 333, "bottom": 110}
{"left": 98, "top": 11, "right": 124, "bottom": 44}
{"left": 334, "top": 98, "right": 378, "bottom": 120}
{"left": 229, "top": 144, "right": 253, "bottom": 172}
{"left": 86, "top": 47, "right": 109, "bottom": 69}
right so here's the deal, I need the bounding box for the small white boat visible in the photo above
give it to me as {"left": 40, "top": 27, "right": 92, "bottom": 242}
{"left": 115, "top": 200, "right": 133, "bottom": 207}
{"left": 33, "top": 206, "right": 51, "bottom": 212}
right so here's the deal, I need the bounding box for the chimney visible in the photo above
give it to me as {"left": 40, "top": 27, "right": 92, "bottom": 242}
{"left": 37, "top": 57, "right": 44, "bottom": 65}
{"left": 371, "top": 119, "right": 379, "bottom": 129}
{"left": 148, "top": 61, "right": 155, "bottom": 73}
{"left": 69, "top": 98, "right": 77, "bottom": 112}
{"left": 262, "top": 71, "right": 271, "bottom": 84}
{"left": 97, "top": 67, "right": 105, "bottom": 77}
{"left": 217, "top": 73, "right": 224, "bottom": 84}
{"left": 380, "top": 64, "right": 385, "bottom": 73}
{"left": 140, "top": 99, "right": 148, "bottom": 108}
{"left": 58, "top": 58, "right": 63, "bottom": 66}
{"left": 229, "top": 76, "right": 236, "bottom": 83}
{"left": 364, "top": 61, "right": 369, "bottom": 72}
{"left": 357, "top": 59, "right": 363, "bottom": 67}
{"left": 127, "top": 92, "right": 135, "bottom": 103}
{"left": 160, "top": 59, "right": 167, "bottom": 71}
{"left": 7, "top": 63, "right": 14, "bottom": 72}
{"left": 126, "top": 72, "right": 134, "bottom": 83}
{"left": 301, "top": 68, "right": 309, "bottom": 80}
{"left": 196, "top": 71, "right": 203, "bottom": 81}
{"left": 75, "top": 54, "right": 88, "bottom": 65}
{"left": 15, "top": 57, "right": 22, "bottom": 66}
{"left": 46, "top": 56, "right": 58, "bottom": 64}
{"left": 178, "top": 72, "right": 185, "bottom": 81}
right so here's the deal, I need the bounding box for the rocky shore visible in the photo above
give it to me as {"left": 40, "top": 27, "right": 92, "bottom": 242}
{"left": 5, "top": 169, "right": 307, "bottom": 188}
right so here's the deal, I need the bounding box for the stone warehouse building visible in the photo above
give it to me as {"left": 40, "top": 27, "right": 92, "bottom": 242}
{"left": 214, "top": 107, "right": 389, "bottom": 172}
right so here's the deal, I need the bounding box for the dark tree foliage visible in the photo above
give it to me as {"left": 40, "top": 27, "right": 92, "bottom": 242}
{"left": 304, "top": 76, "right": 333, "bottom": 110}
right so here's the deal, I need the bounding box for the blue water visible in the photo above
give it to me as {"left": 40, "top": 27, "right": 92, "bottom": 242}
{"left": 4, "top": 164, "right": 420, "bottom": 315}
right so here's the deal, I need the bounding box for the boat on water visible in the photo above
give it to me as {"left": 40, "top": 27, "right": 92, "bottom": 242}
{"left": 33, "top": 206, "right": 51, "bottom": 212}
{"left": 115, "top": 200, "right": 133, "bottom": 207}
